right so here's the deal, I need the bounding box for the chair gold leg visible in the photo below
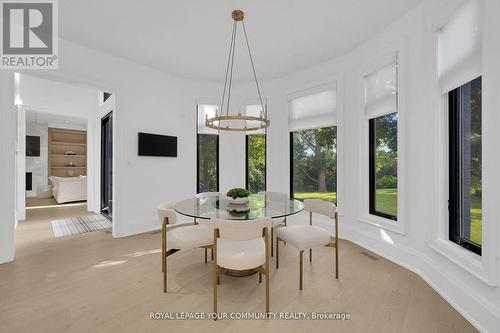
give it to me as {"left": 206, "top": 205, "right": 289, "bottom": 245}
{"left": 309, "top": 248, "right": 312, "bottom": 262}
{"left": 265, "top": 268, "right": 269, "bottom": 314}
{"left": 211, "top": 247, "right": 214, "bottom": 261}
{"left": 335, "top": 245, "right": 339, "bottom": 279}
{"left": 161, "top": 224, "right": 166, "bottom": 273}
{"left": 264, "top": 227, "right": 270, "bottom": 314}
{"left": 163, "top": 258, "right": 167, "bottom": 293}
{"left": 335, "top": 212, "right": 339, "bottom": 279}
{"left": 271, "top": 228, "right": 274, "bottom": 257}
{"left": 162, "top": 222, "right": 167, "bottom": 293}
{"left": 213, "top": 229, "right": 218, "bottom": 319}
{"left": 204, "top": 248, "right": 208, "bottom": 263}
{"left": 299, "top": 250, "right": 304, "bottom": 291}
{"left": 259, "top": 271, "right": 262, "bottom": 283}
{"left": 213, "top": 265, "right": 218, "bottom": 318}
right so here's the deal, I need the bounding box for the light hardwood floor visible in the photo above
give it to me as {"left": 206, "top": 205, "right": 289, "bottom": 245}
{"left": 0, "top": 206, "right": 477, "bottom": 333}
{"left": 25, "top": 196, "right": 86, "bottom": 208}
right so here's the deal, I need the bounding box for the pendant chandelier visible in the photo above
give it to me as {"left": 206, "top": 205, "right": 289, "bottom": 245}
{"left": 206, "top": 10, "right": 269, "bottom": 132}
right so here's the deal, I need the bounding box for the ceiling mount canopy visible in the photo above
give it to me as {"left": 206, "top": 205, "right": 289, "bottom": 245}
{"left": 206, "top": 9, "right": 269, "bottom": 132}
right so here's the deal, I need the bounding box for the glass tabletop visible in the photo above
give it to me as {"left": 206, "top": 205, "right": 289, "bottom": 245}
{"left": 174, "top": 194, "right": 304, "bottom": 220}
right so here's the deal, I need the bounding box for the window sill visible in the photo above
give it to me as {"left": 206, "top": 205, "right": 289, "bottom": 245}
{"left": 358, "top": 214, "right": 405, "bottom": 235}
{"left": 430, "top": 239, "right": 495, "bottom": 286}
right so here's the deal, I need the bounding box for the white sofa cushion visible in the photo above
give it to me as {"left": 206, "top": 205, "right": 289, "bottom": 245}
{"left": 217, "top": 238, "right": 265, "bottom": 270}
{"left": 275, "top": 225, "right": 331, "bottom": 250}
{"left": 167, "top": 223, "right": 213, "bottom": 249}
{"left": 49, "top": 176, "right": 87, "bottom": 203}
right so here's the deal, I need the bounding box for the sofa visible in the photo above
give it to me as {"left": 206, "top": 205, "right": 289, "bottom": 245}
{"left": 49, "top": 176, "right": 87, "bottom": 204}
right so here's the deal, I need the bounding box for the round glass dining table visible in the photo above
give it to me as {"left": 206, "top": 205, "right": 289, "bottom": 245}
{"left": 173, "top": 193, "right": 304, "bottom": 220}
{"left": 174, "top": 193, "right": 303, "bottom": 277}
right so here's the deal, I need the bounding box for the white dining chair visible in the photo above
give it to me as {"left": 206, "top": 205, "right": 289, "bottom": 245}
{"left": 212, "top": 217, "right": 271, "bottom": 316}
{"left": 158, "top": 203, "right": 213, "bottom": 293}
{"left": 258, "top": 191, "right": 288, "bottom": 257}
{"left": 275, "top": 199, "right": 339, "bottom": 290}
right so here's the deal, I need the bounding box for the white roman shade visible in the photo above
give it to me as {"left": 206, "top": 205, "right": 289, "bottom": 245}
{"left": 289, "top": 89, "right": 337, "bottom": 132}
{"left": 197, "top": 104, "right": 219, "bottom": 135}
{"left": 245, "top": 104, "right": 266, "bottom": 135}
{"left": 365, "top": 59, "right": 397, "bottom": 119}
{"left": 438, "top": 0, "right": 482, "bottom": 93}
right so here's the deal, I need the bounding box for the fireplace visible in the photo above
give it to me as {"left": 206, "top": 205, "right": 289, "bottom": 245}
{"left": 26, "top": 172, "right": 32, "bottom": 191}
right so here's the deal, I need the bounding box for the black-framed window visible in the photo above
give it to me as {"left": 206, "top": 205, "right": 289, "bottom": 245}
{"left": 245, "top": 134, "right": 266, "bottom": 193}
{"left": 369, "top": 113, "right": 398, "bottom": 220}
{"left": 197, "top": 104, "right": 220, "bottom": 193}
{"left": 449, "top": 77, "right": 482, "bottom": 255}
{"left": 290, "top": 126, "right": 337, "bottom": 203}
{"left": 197, "top": 134, "right": 219, "bottom": 193}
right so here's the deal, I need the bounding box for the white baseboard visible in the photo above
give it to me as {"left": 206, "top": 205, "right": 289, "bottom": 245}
{"left": 0, "top": 253, "right": 15, "bottom": 265}
{"left": 112, "top": 223, "right": 161, "bottom": 238}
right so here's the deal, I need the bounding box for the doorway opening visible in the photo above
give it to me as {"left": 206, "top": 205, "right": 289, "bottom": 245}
{"left": 14, "top": 73, "right": 115, "bottom": 240}
{"left": 101, "top": 111, "right": 113, "bottom": 220}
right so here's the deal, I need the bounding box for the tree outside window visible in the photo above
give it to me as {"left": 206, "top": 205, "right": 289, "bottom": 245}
{"left": 291, "top": 126, "right": 337, "bottom": 203}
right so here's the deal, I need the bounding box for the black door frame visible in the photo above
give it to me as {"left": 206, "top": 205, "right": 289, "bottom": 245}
{"left": 100, "top": 111, "right": 113, "bottom": 220}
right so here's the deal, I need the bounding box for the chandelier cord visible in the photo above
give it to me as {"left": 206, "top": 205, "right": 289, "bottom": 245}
{"left": 226, "top": 21, "right": 237, "bottom": 116}
{"left": 242, "top": 21, "right": 266, "bottom": 119}
{"left": 208, "top": 10, "right": 269, "bottom": 132}
{"left": 219, "top": 21, "right": 236, "bottom": 117}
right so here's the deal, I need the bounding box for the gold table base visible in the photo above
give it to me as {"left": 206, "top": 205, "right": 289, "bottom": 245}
{"left": 222, "top": 268, "right": 259, "bottom": 277}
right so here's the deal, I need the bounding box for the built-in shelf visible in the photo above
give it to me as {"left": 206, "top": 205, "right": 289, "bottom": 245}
{"left": 51, "top": 154, "right": 86, "bottom": 157}
{"left": 49, "top": 128, "right": 87, "bottom": 178}
{"left": 51, "top": 166, "right": 87, "bottom": 169}
{"left": 51, "top": 141, "right": 86, "bottom": 146}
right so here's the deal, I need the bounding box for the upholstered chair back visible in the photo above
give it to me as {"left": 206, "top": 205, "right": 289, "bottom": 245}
{"left": 258, "top": 191, "right": 287, "bottom": 200}
{"left": 303, "top": 199, "right": 337, "bottom": 218}
{"left": 157, "top": 202, "right": 178, "bottom": 225}
{"left": 212, "top": 218, "right": 271, "bottom": 241}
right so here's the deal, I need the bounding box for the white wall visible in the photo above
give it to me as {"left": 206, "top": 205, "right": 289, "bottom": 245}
{"left": 25, "top": 120, "right": 48, "bottom": 197}
{"left": 0, "top": 0, "right": 498, "bottom": 331}
{"left": 0, "top": 72, "right": 16, "bottom": 264}
{"left": 1, "top": 40, "right": 220, "bottom": 258}
{"left": 18, "top": 75, "right": 99, "bottom": 115}
{"left": 229, "top": 0, "right": 499, "bottom": 331}
{"left": 33, "top": 39, "right": 220, "bottom": 238}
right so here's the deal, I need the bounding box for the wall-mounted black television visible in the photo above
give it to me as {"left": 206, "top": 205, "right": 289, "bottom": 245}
{"left": 26, "top": 136, "right": 40, "bottom": 157}
{"left": 138, "top": 132, "right": 177, "bottom": 157}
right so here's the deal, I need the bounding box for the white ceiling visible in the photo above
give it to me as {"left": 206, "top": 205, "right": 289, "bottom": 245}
{"left": 60, "top": 0, "right": 422, "bottom": 82}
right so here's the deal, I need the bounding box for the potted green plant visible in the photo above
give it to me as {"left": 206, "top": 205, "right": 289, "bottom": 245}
{"left": 226, "top": 188, "right": 251, "bottom": 204}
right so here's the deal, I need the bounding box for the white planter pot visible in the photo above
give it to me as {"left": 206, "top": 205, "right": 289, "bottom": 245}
{"left": 227, "top": 196, "right": 249, "bottom": 204}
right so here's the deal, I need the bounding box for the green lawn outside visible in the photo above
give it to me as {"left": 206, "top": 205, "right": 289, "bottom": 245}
{"left": 470, "top": 195, "right": 482, "bottom": 245}
{"left": 295, "top": 189, "right": 482, "bottom": 245}
{"left": 375, "top": 188, "right": 397, "bottom": 217}
{"left": 294, "top": 192, "right": 337, "bottom": 203}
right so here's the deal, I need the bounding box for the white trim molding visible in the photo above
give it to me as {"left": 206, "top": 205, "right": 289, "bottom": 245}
{"left": 358, "top": 42, "right": 408, "bottom": 235}
{"left": 430, "top": 0, "right": 497, "bottom": 287}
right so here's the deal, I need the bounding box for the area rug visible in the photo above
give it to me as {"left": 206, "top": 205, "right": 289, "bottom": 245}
{"left": 51, "top": 215, "right": 112, "bottom": 238}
